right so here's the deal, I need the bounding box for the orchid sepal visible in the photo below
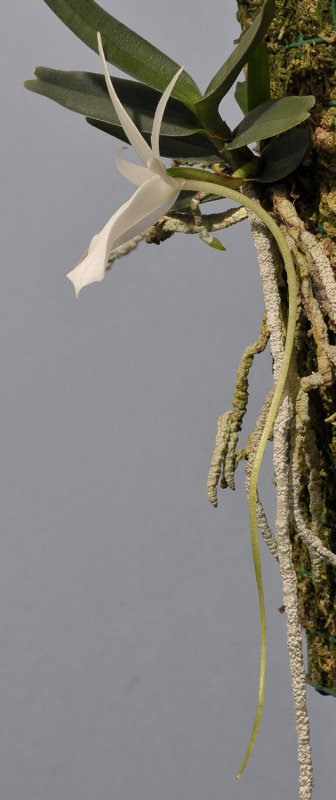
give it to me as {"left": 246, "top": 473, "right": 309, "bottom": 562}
{"left": 66, "top": 32, "right": 185, "bottom": 296}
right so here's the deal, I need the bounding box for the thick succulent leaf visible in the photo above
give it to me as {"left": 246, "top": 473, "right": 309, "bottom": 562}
{"left": 256, "top": 127, "right": 312, "bottom": 182}
{"left": 227, "top": 95, "right": 315, "bottom": 149}
{"left": 25, "top": 66, "right": 218, "bottom": 159}
{"left": 247, "top": 43, "right": 270, "bottom": 111}
{"left": 86, "top": 117, "right": 219, "bottom": 159}
{"left": 41, "top": 0, "right": 201, "bottom": 106}
{"left": 25, "top": 67, "right": 205, "bottom": 138}
{"left": 196, "top": 0, "right": 275, "bottom": 112}
{"left": 234, "top": 81, "right": 248, "bottom": 114}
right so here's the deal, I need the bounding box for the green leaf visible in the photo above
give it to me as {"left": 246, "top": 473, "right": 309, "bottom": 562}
{"left": 25, "top": 67, "right": 202, "bottom": 135}
{"left": 227, "top": 95, "right": 315, "bottom": 149}
{"left": 196, "top": 0, "right": 275, "bottom": 113}
{"left": 256, "top": 128, "right": 311, "bottom": 182}
{"left": 86, "top": 117, "right": 218, "bottom": 159}
{"left": 234, "top": 81, "right": 248, "bottom": 114}
{"left": 247, "top": 43, "right": 270, "bottom": 111}
{"left": 25, "top": 67, "right": 217, "bottom": 159}
{"left": 41, "top": 0, "right": 201, "bottom": 107}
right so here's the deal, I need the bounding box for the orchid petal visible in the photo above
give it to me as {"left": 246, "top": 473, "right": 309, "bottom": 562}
{"left": 67, "top": 174, "right": 179, "bottom": 296}
{"left": 97, "top": 32, "right": 153, "bottom": 166}
{"left": 151, "top": 65, "right": 184, "bottom": 160}
{"left": 115, "top": 147, "right": 152, "bottom": 186}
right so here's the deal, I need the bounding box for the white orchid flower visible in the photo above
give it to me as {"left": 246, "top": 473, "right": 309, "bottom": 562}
{"left": 67, "top": 31, "right": 186, "bottom": 296}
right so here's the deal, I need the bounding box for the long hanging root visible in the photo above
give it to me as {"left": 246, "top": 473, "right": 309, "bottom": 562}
{"left": 164, "top": 170, "right": 335, "bottom": 790}
{"left": 290, "top": 374, "right": 336, "bottom": 570}
{"left": 164, "top": 170, "right": 298, "bottom": 777}
{"left": 145, "top": 205, "right": 248, "bottom": 245}
{"left": 207, "top": 315, "right": 269, "bottom": 506}
{"left": 273, "top": 185, "right": 336, "bottom": 331}
{"left": 245, "top": 390, "right": 278, "bottom": 560}
{"left": 246, "top": 191, "right": 314, "bottom": 798}
{"left": 287, "top": 240, "right": 336, "bottom": 385}
{"left": 224, "top": 315, "right": 270, "bottom": 491}
{"left": 274, "top": 385, "right": 314, "bottom": 800}
{"left": 107, "top": 232, "right": 146, "bottom": 269}
{"left": 207, "top": 411, "right": 233, "bottom": 507}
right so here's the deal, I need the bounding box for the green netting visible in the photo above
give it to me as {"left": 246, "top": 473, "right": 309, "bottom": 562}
{"left": 278, "top": 3, "right": 336, "bottom": 106}
{"left": 308, "top": 629, "right": 336, "bottom": 646}
{"left": 306, "top": 627, "right": 336, "bottom": 697}
{"left": 283, "top": 0, "right": 336, "bottom": 49}
{"left": 306, "top": 677, "right": 336, "bottom": 696}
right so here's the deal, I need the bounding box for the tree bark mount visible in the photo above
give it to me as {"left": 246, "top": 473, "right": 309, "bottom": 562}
{"left": 236, "top": 0, "right": 336, "bottom": 696}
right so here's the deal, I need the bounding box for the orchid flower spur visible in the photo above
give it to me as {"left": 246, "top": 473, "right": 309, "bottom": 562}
{"left": 66, "top": 32, "right": 186, "bottom": 297}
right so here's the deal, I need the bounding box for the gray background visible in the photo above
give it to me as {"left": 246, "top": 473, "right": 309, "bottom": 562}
{"left": 2, "top": 0, "right": 335, "bottom": 797}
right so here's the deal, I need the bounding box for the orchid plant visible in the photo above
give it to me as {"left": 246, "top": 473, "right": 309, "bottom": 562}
{"left": 26, "top": 0, "right": 322, "bottom": 795}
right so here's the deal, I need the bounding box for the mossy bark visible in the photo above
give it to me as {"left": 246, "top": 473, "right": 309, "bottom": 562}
{"left": 236, "top": 0, "right": 336, "bottom": 694}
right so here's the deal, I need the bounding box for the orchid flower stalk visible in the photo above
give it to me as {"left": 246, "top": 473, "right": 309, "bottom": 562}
{"left": 67, "top": 32, "right": 298, "bottom": 782}
{"left": 66, "top": 32, "right": 185, "bottom": 297}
